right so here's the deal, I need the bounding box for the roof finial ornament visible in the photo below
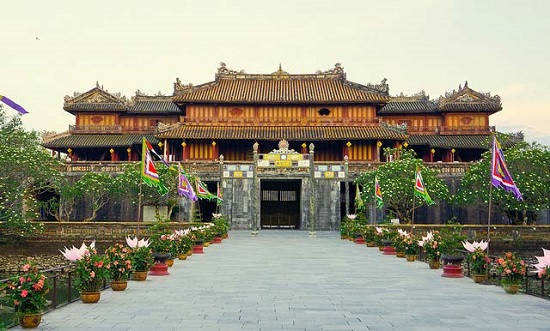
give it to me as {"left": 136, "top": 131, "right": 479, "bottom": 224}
{"left": 464, "top": 80, "right": 468, "bottom": 88}
{"left": 459, "top": 83, "right": 462, "bottom": 90}
{"left": 96, "top": 81, "right": 100, "bottom": 88}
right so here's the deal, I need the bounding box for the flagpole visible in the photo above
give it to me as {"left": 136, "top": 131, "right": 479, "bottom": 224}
{"left": 137, "top": 180, "right": 142, "bottom": 240}
{"left": 487, "top": 183, "right": 493, "bottom": 256}
{"left": 411, "top": 194, "right": 416, "bottom": 229}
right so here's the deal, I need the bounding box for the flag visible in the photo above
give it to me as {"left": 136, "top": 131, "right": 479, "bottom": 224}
{"left": 141, "top": 137, "right": 168, "bottom": 195}
{"left": 144, "top": 139, "right": 172, "bottom": 169}
{"left": 355, "top": 184, "right": 364, "bottom": 211}
{"left": 216, "top": 182, "right": 223, "bottom": 206}
{"left": 0, "top": 95, "right": 28, "bottom": 115}
{"left": 414, "top": 167, "right": 434, "bottom": 205}
{"left": 375, "top": 176, "right": 383, "bottom": 209}
{"left": 491, "top": 136, "right": 523, "bottom": 200}
{"left": 196, "top": 179, "right": 217, "bottom": 200}
{"left": 177, "top": 163, "right": 197, "bottom": 201}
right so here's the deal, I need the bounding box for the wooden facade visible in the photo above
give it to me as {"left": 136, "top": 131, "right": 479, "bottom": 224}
{"left": 41, "top": 64, "right": 505, "bottom": 228}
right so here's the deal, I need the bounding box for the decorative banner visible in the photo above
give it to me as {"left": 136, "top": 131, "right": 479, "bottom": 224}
{"left": 0, "top": 95, "right": 29, "bottom": 115}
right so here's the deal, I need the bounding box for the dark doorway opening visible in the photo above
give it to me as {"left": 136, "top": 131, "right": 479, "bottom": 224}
{"left": 260, "top": 180, "right": 301, "bottom": 229}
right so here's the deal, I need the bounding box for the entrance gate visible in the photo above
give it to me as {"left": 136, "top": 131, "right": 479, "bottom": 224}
{"left": 260, "top": 180, "right": 301, "bottom": 229}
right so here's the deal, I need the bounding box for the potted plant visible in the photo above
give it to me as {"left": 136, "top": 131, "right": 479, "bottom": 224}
{"left": 212, "top": 213, "right": 230, "bottom": 240}
{"left": 394, "top": 229, "right": 410, "bottom": 257}
{"left": 462, "top": 240, "right": 491, "bottom": 283}
{"left": 174, "top": 229, "right": 193, "bottom": 259}
{"left": 60, "top": 241, "right": 109, "bottom": 303}
{"left": 418, "top": 231, "right": 442, "bottom": 269}
{"left": 439, "top": 223, "right": 466, "bottom": 278}
{"left": 126, "top": 236, "right": 154, "bottom": 281}
{"left": 148, "top": 234, "right": 172, "bottom": 276}
{"left": 4, "top": 261, "right": 50, "bottom": 328}
{"left": 363, "top": 226, "right": 377, "bottom": 247}
{"left": 104, "top": 243, "right": 133, "bottom": 291}
{"left": 403, "top": 232, "right": 419, "bottom": 262}
{"left": 496, "top": 251, "right": 526, "bottom": 294}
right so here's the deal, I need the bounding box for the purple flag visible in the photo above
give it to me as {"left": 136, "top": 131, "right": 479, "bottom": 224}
{"left": 178, "top": 163, "right": 197, "bottom": 201}
{"left": 491, "top": 136, "right": 522, "bottom": 200}
{"left": 0, "top": 95, "right": 29, "bottom": 115}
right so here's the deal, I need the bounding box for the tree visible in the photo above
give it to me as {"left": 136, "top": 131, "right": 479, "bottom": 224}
{"left": 39, "top": 176, "right": 81, "bottom": 221}
{"left": 355, "top": 148, "right": 449, "bottom": 224}
{"left": 0, "top": 106, "right": 62, "bottom": 235}
{"left": 75, "top": 172, "right": 115, "bottom": 221}
{"left": 113, "top": 162, "right": 180, "bottom": 221}
{"left": 456, "top": 137, "right": 550, "bottom": 224}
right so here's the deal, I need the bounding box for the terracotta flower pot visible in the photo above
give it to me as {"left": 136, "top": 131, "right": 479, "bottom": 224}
{"left": 80, "top": 291, "right": 101, "bottom": 303}
{"left": 110, "top": 280, "right": 128, "bottom": 291}
{"left": 132, "top": 271, "right": 148, "bottom": 281}
{"left": 405, "top": 254, "right": 416, "bottom": 262}
{"left": 472, "top": 274, "right": 486, "bottom": 283}
{"left": 502, "top": 282, "right": 521, "bottom": 294}
{"left": 19, "top": 313, "right": 42, "bottom": 328}
{"left": 429, "top": 260, "right": 441, "bottom": 269}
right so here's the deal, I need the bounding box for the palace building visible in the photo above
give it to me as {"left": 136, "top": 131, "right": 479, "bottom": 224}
{"left": 42, "top": 63, "right": 503, "bottom": 229}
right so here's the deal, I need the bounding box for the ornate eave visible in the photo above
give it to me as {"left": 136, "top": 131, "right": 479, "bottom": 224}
{"left": 437, "top": 81, "right": 502, "bottom": 113}
{"left": 172, "top": 63, "right": 390, "bottom": 104}
{"left": 379, "top": 91, "right": 438, "bottom": 114}
{"left": 63, "top": 83, "right": 129, "bottom": 113}
{"left": 156, "top": 124, "right": 408, "bottom": 141}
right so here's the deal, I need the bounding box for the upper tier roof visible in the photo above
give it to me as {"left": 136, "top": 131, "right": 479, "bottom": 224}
{"left": 172, "top": 63, "right": 390, "bottom": 104}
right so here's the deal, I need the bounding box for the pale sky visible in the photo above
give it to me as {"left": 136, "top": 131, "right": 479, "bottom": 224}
{"left": 2, "top": 0, "right": 549, "bottom": 145}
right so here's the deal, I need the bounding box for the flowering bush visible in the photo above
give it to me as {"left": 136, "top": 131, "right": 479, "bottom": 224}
{"left": 4, "top": 261, "right": 50, "bottom": 314}
{"left": 533, "top": 248, "right": 550, "bottom": 279}
{"left": 126, "top": 236, "right": 154, "bottom": 272}
{"left": 496, "top": 252, "right": 526, "bottom": 284}
{"left": 438, "top": 223, "right": 466, "bottom": 256}
{"left": 104, "top": 243, "right": 132, "bottom": 281}
{"left": 402, "top": 232, "right": 419, "bottom": 255}
{"left": 60, "top": 241, "right": 109, "bottom": 292}
{"left": 150, "top": 234, "right": 174, "bottom": 254}
{"left": 463, "top": 240, "right": 491, "bottom": 275}
{"left": 418, "top": 231, "right": 442, "bottom": 262}
{"left": 173, "top": 229, "right": 193, "bottom": 255}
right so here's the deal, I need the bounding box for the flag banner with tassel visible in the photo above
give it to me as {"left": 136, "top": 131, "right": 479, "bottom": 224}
{"left": 216, "top": 182, "right": 224, "bottom": 206}
{"left": 491, "top": 136, "right": 523, "bottom": 200}
{"left": 414, "top": 167, "right": 434, "bottom": 205}
{"left": 355, "top": 184, "right": 365, "bottom": 212}
{"left": 375, "top": 176, "right": 383, "bottom": 209}
{"left": 196, "top": 179, "right": 217, "bottom": 200}
{"left": 141, "top": 137, "right": 168, "bottom": 195}
{"left": 178, "top": 162, "right": 197, "bottom": 201}
{"left": 0, "top": 95, "right": 28, "bottom": 115}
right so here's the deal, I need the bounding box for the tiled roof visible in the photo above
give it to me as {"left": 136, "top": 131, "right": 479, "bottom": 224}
{"left": 128, "top": 98, "right": 181, "bottom": 114}
{"left": 174, "top": 79, "right": 389, "bottom": 104}
{"left": 173, "top": 64, "right": 389, "bottom": 104}
{"left": 42, "top": 134, "right": 158, "bottom": 149}
{"left": 64, "top": 103, "right": 128, "bottom": 112}
{"left": 379, "top": 98, "right": 438, "bottom": 114}
{"left": 157, "top": 125, "right": 407, "bottom": 141}
{"left": 408, "top": 134, "right": 491, "bottom": 149}
{"left": 437, "top": 82, "right": 502, "bottom": 113}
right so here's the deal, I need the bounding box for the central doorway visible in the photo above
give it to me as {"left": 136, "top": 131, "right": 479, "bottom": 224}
{"left": 260, "top": 179, "right": 301, "bottom": 229}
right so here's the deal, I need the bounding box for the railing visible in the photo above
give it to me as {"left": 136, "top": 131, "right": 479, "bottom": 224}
{"left": 184, "top": 117, "right": 380, "bottom": 126}
{"left": 60, "top": 160, "right": 472, "bottom": 177}
{"left": 68, "top": 125, "right": 157, "bottom": 134}
{"left": 69, "top": 125, "right": 123, "bottom": 134}
{"left": 0, "top": 265, "right": 109, "bottom": 328}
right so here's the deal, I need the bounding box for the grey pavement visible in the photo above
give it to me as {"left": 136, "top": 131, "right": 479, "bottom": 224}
{"left": 15, "top": 230, "right": 550, "bottom": 331}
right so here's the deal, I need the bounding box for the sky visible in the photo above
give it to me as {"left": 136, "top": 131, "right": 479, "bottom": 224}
{"left": 1, "top": 0, "right": 549, "bottom": 146}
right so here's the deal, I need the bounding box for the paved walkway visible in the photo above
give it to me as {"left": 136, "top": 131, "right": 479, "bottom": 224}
{"left": 15, "top": 231, "right": 550, "bottom": 331}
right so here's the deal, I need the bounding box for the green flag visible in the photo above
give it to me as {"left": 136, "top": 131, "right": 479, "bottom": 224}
{"left": 414, "top": 167, "right": 434, "bottom": 205}
{"left": 355, "top": 184, "right": 365, "bottom": 212}
{"left": 375, "top": 176, "right": 383, "bottom": 209}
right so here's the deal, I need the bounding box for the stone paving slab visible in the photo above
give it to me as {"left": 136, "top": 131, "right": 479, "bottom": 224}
{"left": 12, "top": 230, "right": 550, "bottom": 331}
